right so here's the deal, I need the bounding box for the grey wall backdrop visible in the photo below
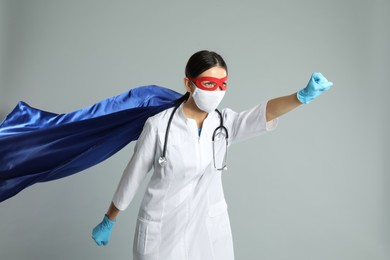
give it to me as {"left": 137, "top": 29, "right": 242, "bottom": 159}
{"left": 0, "top": 0, "right": 6, "bottom": 118}
{"left": 0, "top": 0, "right": 389, "bottom": 259}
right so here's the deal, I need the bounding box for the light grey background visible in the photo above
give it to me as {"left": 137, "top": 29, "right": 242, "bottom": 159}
{"left": 0, "top": 0, "right": 389, "bottom": 259}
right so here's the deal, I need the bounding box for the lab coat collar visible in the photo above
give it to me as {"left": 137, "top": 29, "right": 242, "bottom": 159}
{"left": 177, "top": 102, "right": 217, "bottom": 126}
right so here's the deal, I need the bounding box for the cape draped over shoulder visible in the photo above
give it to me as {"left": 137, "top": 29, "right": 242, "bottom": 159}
{"left": 0, "top": 85, "right": 183, "bottom": 202}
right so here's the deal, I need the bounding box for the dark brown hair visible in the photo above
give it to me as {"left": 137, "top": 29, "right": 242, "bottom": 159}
{"left": 185, "top": 50, "right": 228, "bottom": 78}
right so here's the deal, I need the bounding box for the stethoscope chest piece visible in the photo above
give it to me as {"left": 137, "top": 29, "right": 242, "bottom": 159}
{"left": 158, "top": 156, "right": 167, "bottom": 167}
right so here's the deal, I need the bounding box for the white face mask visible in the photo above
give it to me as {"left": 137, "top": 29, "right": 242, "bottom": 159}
{"left": 192, "top": 87, "right": 225, "bottom": 113}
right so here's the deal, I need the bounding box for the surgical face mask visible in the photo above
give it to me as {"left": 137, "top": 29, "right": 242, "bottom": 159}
{"left": 192, "top": 87, "right": 225, "bottom": 113}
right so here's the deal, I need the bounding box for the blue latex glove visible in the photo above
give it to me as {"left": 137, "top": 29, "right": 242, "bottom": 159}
{"left": 92, "top": 215, "right": 116, "bottom": 246}
{"left": 297, "top": 72, "right": 333, "bottom": 104}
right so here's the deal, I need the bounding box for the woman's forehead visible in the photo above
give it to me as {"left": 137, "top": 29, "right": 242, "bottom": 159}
{"left": 198, "top": 66, "right": 227, "bottom": 78}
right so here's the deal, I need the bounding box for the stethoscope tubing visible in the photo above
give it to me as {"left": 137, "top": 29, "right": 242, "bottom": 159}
{"left": 159, "top": 94, "right": 228, "bottom": 169}
{"left": 160, "top": 104, "right": 180, "bottom": 161}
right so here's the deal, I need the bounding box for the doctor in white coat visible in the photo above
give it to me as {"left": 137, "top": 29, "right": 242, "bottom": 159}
{"left": 92, "top": 50, "right": 333, "bottom": 260}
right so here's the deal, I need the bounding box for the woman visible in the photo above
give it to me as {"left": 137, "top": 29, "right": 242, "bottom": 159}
{"left": 92, "top": 50, "right": 333, "bottom": 260}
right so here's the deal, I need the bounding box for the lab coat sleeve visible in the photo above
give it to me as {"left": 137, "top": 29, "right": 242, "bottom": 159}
{"left": 112, "top": 118, "right": 157, "bottom": 211}
{"left": 225, "top": 101, "right": 278, "bottom": 145}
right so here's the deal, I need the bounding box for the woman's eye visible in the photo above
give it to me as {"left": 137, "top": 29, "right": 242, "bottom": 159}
{"left": 203, "top": 82, "right": 216, "bottom": 87}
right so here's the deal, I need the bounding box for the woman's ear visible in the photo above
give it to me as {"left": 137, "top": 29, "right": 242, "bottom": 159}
{"left": 184, "top": 77, "right": 193, "bottom": 93}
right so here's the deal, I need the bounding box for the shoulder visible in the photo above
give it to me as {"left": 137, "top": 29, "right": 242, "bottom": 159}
{"left": 220, "top": 103, "right": 265, "bottom": 124}
{"left": 221, "top": 104, "right": 264, "bottom": 117}
{"left": 220, "top": 107, "right": 237, "bottom": 121}
{"left": 221, "top": 107, "right": 235, "bottom": 115}
{"left": 144, "top": 106, "right": 175, "bottom": 130}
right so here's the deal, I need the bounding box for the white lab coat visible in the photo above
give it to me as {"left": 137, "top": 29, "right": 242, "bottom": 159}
{"left": 112, "top": 102, "right": 278, "bottom": 260}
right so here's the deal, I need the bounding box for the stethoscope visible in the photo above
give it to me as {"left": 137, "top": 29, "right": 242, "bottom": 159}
{"left": 158, "top": 94, "right": 229, "bottom": 171}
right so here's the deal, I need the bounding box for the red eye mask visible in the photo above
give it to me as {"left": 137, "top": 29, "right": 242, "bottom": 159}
{"left": 189, "top": 76, "right": 228, "bottom": 91}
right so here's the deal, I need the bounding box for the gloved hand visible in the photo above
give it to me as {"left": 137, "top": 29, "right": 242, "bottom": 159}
{"left": 297, "top": 72, "right": 333, "bottom": 104}
{"left": 92, "top": 215, "right": 116, "bottom": 246}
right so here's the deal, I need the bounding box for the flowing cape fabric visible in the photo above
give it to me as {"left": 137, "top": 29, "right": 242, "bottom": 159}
{"left": 0, "top": 85, "right": 183, "bottom": 202}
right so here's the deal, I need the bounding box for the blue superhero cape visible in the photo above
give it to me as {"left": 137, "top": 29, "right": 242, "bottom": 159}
{"left": 0, "top": 85, "right": 184, "bottom": 202}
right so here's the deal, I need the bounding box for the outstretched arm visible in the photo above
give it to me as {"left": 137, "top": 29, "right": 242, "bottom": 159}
{"left": 266, "top": 72, "right": 333, "bottom": 122}
{"left": 266, "top": 93, "right": 302, "bottom": 122}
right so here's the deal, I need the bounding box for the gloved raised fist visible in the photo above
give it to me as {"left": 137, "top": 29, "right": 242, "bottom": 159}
{"left": 297, "top": 72, "right": 333, "bottom": 104}
{"left": 92, "top": 215, "right": 116, "bottom": 246}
